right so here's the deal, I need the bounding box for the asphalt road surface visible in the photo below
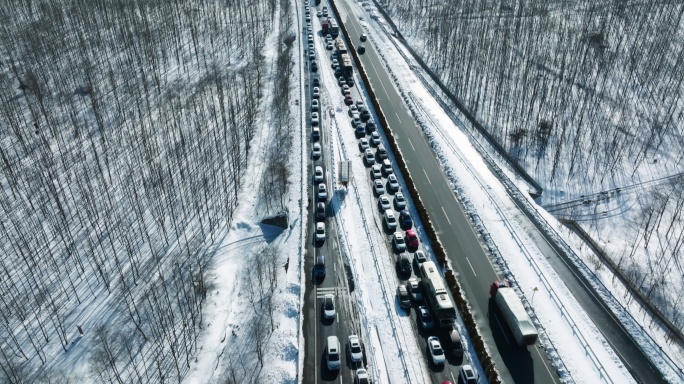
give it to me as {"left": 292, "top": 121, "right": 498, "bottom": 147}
{"left": 333, "top": 2, "right": 561, "bottom": 383}
{"left": 333, "top": 1, "right": 668, "bottom": 384}
{"left": 301, "top": 4, "right": 368, "bottom": 383}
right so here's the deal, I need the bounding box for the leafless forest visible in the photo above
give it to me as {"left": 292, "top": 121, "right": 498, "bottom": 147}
{"left": 0, "top": 0, "right": 292, "bottom": 381}
{"left": 380, "top": 0, "right": 684, "bottom": 332}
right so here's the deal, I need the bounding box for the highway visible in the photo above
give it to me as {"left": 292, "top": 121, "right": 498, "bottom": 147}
{"left": 332, "top": 1, "right": 668, "bottom": 384}
{"left": 301, "top": 3, "right": 366, "bottom": 383}
{"left": 332, "top": 1, "right": 560, "bottom": 383}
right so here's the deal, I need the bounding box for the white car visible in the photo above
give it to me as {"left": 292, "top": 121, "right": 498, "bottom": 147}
{"left": 311, "top": 112, "right": 319, "bottom": 126}
{"left": 311, "top": 99, "right": 319, "bottom": 112}
{"left": 359, "top": 138, "right": 369, "bottom": 151}
{"left": 370, "top": 131, "right": 381, "bottom": 145}
{"left": 332, "top": 59, "right": 339, "bottom": 68}
{"left": 427, "top": 336, "right": 445, "bottom": 365}
{"left": 387, "top": 174, "right": 400, "bottom": 191}
{"left": 459, "top": 364, "right": 478, "bottom": 384}
{"left": 317, "top": 183, "right": 328, "bottom": 200}
{"left": 347, "top": 335, "right": 364, "bottom": 363}
{"left": 349, "top": 104, "right": 358, "bottom": 116}
{"left": 378, "top": 195, "right": 391, "bottom": 211}
{"left": 312, "top": 142, "right": 322, "bottom": 159}
{"left": 314, "top": 166, "right": 324, "bottom": 182}
{"left": 342, "top": 84, "right": 350, "bottom": 94}
{"left": 364, "top": 148, "right": 375, "bottom": 165}
{"left": 408, "top": 277, "right": 423, "bottom": 301}
{"left": 393, "top": 231, "right": 406, "bottom": 252}
{"left": 355, "top": 100, "right": 365, "bottom": 109}
{"left": 326, "top": 42, "right": 334, "bottom": 50}
{"left": 322, "top": 294, "right": 335, "bottom": 319}
{"left": 394, "top": 192, "right": 407, "bottom": 209}
{"left": 354, "top": 368, "right": 369, "bottom": 384}
{"left": 373, "top": 179, "right": 385, "bottom": 195}
{"left": 312, "top": 86, "right": 320, "bottom": 98}
{"left": 371, "top": 164, "right": 383, "bottom": 179}
{"left": 315, "top": 222, "right": 326, "bottom": 242}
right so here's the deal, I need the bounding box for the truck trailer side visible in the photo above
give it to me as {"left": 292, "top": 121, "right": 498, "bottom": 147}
{"left": 491, "top": 281, "right": 538, "bottom": 346}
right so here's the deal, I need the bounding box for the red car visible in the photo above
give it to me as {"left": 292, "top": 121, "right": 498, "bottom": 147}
{"left": 405, "top": 229, "right": 419, "bottom": 249}
{"left": 344, "top": 95, "right": 354, "bottom": 105}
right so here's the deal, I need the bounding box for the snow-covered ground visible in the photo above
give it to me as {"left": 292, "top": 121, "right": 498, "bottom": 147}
{"left": 187, "top": 1, "right": 684, "bottom": 384}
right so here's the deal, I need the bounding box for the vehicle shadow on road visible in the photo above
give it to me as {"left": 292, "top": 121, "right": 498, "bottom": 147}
{"left": 488, "top": 299, "right": 534, "bottom": 383}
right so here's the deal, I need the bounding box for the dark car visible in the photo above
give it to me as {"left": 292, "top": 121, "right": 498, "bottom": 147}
{"left": 360, "top": 33, "right": 367, "bottom": 42}
{"left": 397, "top": 253, "right": 412, "bottom": 275}
{"left": 312, "top": 77, "right": 320, "bottom": 87}
{"left": 357, "top": 45, "right": 366, "bottom": 54}
{"left": 399, "top": 210, "right": 413, "bottom": 229}
{"left": 418, "top": 305, "right": 434, "bottom": 330}
{"left": 360, "top": 109, "right": 371, "bottom": 122}
{"left": 314, "top": 255, "right": 326, "bottom": 279}
{"left": 366, "top": 120, "right": 377, "bottom": 132}
{"left": 355, "top": 124, "right": 366, "bottom": 137}
{"left": 449, "top": 326, "right": 464, "bottom": 358}
{"left": 346, "top": 77, "right": 355, "bottom": 87}
{"left": 316, "top": 202, "right": 326, "bottom": 221}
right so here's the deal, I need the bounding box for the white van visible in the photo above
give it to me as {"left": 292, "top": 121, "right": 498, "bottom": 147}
{"left": 384, "top": 209, "right": 397, "bottom": 229}
{"left": 326, "top": 336, "right": 341, "bottom": 370}
{"left": 382, "top": 158, "right": 393, "bottom": 175}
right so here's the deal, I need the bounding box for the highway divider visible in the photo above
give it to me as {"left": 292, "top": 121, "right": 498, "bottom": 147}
{"left": 328, "top": 1, "right": 502, "bottom": 383}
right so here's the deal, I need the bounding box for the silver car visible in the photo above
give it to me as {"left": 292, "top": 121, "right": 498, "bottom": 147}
{"left": 347, "top": 335, "right": 363, "bottom": 363}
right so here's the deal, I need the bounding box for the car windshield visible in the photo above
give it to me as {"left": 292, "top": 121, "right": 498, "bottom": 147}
{"left": 325, "top": 299, "right": 333, "bottom": 310}
{"left": 329, "top": 352, "right": 339, "bottom": 362}
{"left": 351, "top": 344, "right": 361, "bottom": 353}
{"left": 433, "top": 344, "right": 443, "bottom": 356}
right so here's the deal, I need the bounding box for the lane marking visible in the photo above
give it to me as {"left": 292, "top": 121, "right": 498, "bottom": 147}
{"left": 407, "top": 137, "right": 415, "bottom": 151}
{"left": 423, "top": 169, "right": 431, "bottom": 184}
{"left": 465, "top": 256, "right": 477, "bottom": 277}
{"left": 441, "top": 207, "right": 452, "bottom": 226}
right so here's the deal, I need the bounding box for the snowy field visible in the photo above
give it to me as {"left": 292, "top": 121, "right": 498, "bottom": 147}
{"left": 1, "top": 0, "right": 682, "bottom": 383}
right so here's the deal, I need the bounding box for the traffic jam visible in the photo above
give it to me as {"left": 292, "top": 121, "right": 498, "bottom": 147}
{"left": 304, "top": 2, "right": 477, "bottom": 383}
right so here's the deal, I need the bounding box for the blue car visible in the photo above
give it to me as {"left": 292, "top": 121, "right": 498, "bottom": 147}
{"left": 314, "top": 255, "right": 326, "bottom": 279}
{"left": 399, "top": 210, "right": 412, "bottom": 229}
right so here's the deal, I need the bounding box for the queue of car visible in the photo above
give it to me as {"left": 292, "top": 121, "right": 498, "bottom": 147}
{"left": 306, "top": 4, "right": 371, "bottom": 384}
{"left": 306, "top": 2, "right": 475, "bottom": 382}
{"left": 333, "top": 16, "right": 477, "bottom": 382}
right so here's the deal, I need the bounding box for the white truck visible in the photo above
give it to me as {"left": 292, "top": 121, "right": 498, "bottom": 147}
{"left": 490, "top": 280, "right": 538, "bottom": 346}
